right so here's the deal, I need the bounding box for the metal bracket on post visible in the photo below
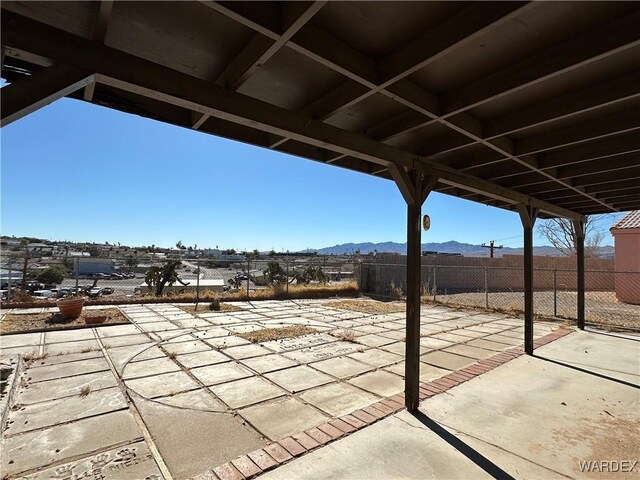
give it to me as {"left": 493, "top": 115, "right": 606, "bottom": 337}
{"left": 517, "top": 204, "right": 539, "bottom": 355}
{"left": 389, "top": 164, "right": 438, "bottom": 412}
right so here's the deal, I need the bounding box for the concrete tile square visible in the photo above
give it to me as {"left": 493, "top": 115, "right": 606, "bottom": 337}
{"left": 223, "top": 343, "right": 272, "bottom": 359}
{"left": 240, "top": 353, "right": 297, "bottom": 373}
{"left": 191, "top": 362, "right": 254, "bottom": 386}
{"left": 123, "top": 356, "right": 181, "bottom": 379}
{"left": 210, "top": 376, "right": 286, "bottom": 408}
{"left": 0, "top": 410, "right": 142, "bottom": 477}
{"left": 421, "top": 350, "right": 474, "bottom": 370}
{"left": 18, "top": 370, "right": 118, "bottom": 404}
{"left": 125, "top": 371, "right": 199, "bottom": 398}
{"left": 265, "top": 365, "right": 334, "bottom": 393}
{"left": 239, "top": 397, "right": 328, "bottom": 441}
{"left": 5, "top": 388, "right": 127, "bottom": 435}
{"left": 44, "top": 339, "right": 100, "bottom": 355}
{"left": 177, "top": 349, "right": 230, "bottom": 368}
{"left": 27, "top": 356, "right": 110, "bottom": 383}
{"left": 310, "top": 356, "right": 375, "bottom": 379}
{"left": 347, "top": 348, "right": 403, "bottom": 368}
{"left": 300, "top": 382, "right": 379, "bottom": 417}
{"left": 348, "top": 370, "right": 404, "bottom": 397}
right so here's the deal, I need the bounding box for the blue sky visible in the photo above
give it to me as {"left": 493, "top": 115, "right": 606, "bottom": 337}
{"left": 1, "top": 98, "right": 619, "bottom": 251}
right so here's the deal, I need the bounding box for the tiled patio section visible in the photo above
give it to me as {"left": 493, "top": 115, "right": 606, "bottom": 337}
{"left": 1, "top": 300, "right": 563, "bottom": 479}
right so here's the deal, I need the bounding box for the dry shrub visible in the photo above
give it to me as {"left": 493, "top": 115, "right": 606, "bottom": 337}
{"left": 239, "top": 325, "right": 318, "bottom": 343}
{"left": 330, "top": 330, "right": 357, "bottom": 342}
{"left": 325, "top": 299, "right": 404, "bottom": 315}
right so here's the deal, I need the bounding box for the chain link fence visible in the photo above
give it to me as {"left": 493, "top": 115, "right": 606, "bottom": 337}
{"left": 0, "top": 252, "right": 359, "bottom": 305}
{"left": 360, "top": 263, "right": 640, "bottom": 330}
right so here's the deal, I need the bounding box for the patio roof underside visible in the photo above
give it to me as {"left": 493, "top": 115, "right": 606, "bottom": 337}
{"left": 2, "top": 1, "right": 639, "bottom": 220}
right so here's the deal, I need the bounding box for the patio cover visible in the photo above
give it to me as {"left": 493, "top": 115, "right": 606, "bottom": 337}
{"left": 2, "top": 1, "right": 639, "bottom": 410}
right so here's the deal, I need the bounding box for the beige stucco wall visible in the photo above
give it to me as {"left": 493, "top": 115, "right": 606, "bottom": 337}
{"left": 611, "top": 228, "right": 640, "bottom": 304}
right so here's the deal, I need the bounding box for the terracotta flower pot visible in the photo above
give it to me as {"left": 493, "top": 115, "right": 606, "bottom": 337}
{"left": 56, "top": 298, "right": 85, "bottom": 320}
{"left": 84, "top": 315, "right": 107, "bottom": 325}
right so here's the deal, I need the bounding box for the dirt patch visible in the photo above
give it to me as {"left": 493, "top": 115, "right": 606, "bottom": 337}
{"left": 238, "top": 325, "right": 318, "bottom": 343}
{"left": 326, "top": 299, "right": 405, "bottom": 315}
{"left": 1, "top": 308, "right": 129, "bottom": 334}
{"left": 180, "top": 303, "right": 244, "bottom": 314}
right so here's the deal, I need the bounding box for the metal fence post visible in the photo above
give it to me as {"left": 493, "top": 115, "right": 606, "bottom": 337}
{"left": 359, "top": 261, "right": 363, "bottom": 292}
{"left": 7, "top": 253, "right": 12, "bottom": 302}
{"left": 246, "top": 256, "right": 250, "bottom": 300}
{"left": 196, "top": 258, "right": 200, "bottom": 305}
{"left": 553, "top": 269, "right": 557, "bottom": 318}
{"left": 433, "top": 265, "right": 437, "bottom": 301}
{"left": 286, "top": 255, "right": 289, "bottom": 296}
{"left": 74, "top": 257, "right": 79, "bottom": 292}
{"left": 484, "top": 267, "right": 489, "bottom": 308}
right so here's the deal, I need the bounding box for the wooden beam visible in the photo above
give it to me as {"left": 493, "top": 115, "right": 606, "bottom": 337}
{"left": 388, "top": 164, "right": 416, "bottom": 205}
{"left": 92, "top": 0, "right": 113, "bottom": 42}
{"left": 514, "top": 108, "right": 640, "bottom": 156}
{"left": 84, "top": 0, "right": 113, "bottom": 102}
{"left": 378, "top": 2, "right": 530, "bottom": 85}
{"left": 485, "top": 70, "right": 640, "bottom": 138}
{"left": 1, "top": 11, "right": 585, "bottom": 222}
{"left": 442, "top": 11, "right": 640, "bottom": 115}
{"left": 216, "top": 2, "right": 326, "bottom": 90}
{"left": 537, "top": 133, "right": 640, "bottom": 169}
{"left": 1, "top": 64, "right": 94, "bottom": 127}
{"left": 198, "top": 2, "right": 625, "bottom": 211}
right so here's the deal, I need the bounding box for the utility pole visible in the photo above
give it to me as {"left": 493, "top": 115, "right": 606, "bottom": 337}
{"left": 481, "top": 240, "right": 503, "bottom": 258}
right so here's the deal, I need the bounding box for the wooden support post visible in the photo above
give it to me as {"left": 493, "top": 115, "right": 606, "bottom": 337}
{"left": 517, "top": 204, "right": 539, "bottom": 355}
{"left": 389, "top": 165, "right": 437, "bottom": 411}
{"left": 573, "top": 219, "right": 586, "bottom": 330}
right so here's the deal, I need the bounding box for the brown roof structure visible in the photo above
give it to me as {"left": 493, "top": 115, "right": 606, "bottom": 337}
{"left": 2, "top": 0, "right": 638, "bottom": 411}
{"left": 611, "top": 210, "right": 640, "bottom": 230}
{"left": 2, "top": 1, "right": 639, "bottom": 220}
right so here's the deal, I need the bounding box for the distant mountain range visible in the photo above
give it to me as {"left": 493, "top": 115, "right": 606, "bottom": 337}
{"left": 302, "top": 241, "right": 614, "bottom": 258}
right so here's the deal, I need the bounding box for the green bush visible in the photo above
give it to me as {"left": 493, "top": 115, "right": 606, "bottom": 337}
{"left": 36, "top": 266, "right": 66, "bottom": 285}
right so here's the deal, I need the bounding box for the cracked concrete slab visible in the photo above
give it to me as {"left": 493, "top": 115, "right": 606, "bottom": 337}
{"left": 5, "top": 387, "right": 127, "bottom": 435}
{"left": 14, "top": 440, "right": 163, "bottom": 480}
{"left": 18, "top": 369, "right": 118, "bottom": 404}
{"left": 132, "top": 392, "right": 265, "bottom": 479}
{"left": 26, "top": 356, "right": 111, "bottom": 383}
{"left": 1, "top": 410, "right": 143, "bottom": 477}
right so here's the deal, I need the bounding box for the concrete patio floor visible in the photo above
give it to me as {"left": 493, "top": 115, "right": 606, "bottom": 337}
{"left": 0, "top": 299, "right": 607, "bottom": 479}
{"left": 258, "top": 329, "right": 640, "bottom": 480}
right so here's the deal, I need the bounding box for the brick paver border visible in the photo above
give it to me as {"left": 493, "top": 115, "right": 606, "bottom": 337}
{"left": 192, "top": 327, "right": 572, "bottom": 480}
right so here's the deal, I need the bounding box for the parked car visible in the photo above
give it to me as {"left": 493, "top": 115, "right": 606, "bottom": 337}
{"left": 57, "top": 288, "right": 74, "bottom": 298}
{"left": 32, "top": 289, "right": 53, "bottom": 298}
{"left": 100, "top": 287, "right": 114, "bottom": 295}
{"left": 89, "top": 288, "right": 102, "bottom": 298}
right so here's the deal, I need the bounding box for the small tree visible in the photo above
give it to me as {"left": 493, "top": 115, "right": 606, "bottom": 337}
{"left": 264, "top": 261, "right": 287, "bottom": 285}
{"left": 37, "top": 265, "right": 66, "bottom": 285}
{"left": 125, "top": 255, "right": 139, "bottom": 274}
{"left": 537, "top": 215, "right": 611, "bottom": 257}
{"left": 294, "top": 266, "right": 328, "bottom": 285}
{"left": 145, "top": 259, "right": 189, "bottom": 296}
